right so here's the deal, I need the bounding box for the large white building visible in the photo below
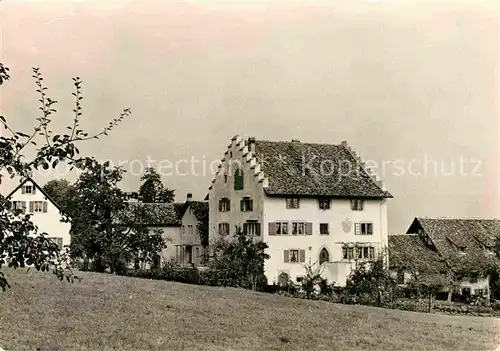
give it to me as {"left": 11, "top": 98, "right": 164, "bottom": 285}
{"left": 207, "top": 136, "right": 392, "bottom": 286}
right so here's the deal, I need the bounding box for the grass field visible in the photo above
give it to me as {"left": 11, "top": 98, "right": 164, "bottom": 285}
{"left": 0, "top": 269, "right": 499, "bottom": 350}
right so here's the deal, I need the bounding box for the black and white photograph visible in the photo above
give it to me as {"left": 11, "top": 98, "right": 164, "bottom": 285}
{"left": 0, "top": 0, "right": 499, "bottom": 349}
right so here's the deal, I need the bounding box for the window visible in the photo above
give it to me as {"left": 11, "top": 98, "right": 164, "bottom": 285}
{"left": 276, "top": 222, "right": 288, "bottom": 235}
{"left": 292, "top": 222, "right": 304, "bottom": 235}
{"left": 218, "top": 223, "right": 230, "bottom": 236}
{"left": 243, "top": 221, "right": 261, "bottom": 236}
{"left": 181, "top": 225, "right": 185, "bottom": 235}
{"left": 195, "top": 247, "right": 200, "bottom": 258}
{"left": 12, "top": 201, "right": 26, "bottom": 213}
{"left": 319, "top": 248, "right": 329, "bottom": 265}
{"left": 475, "top": 289, "right": 485, "bottom": 296}
{"left": 296, "top": 276, "right": 304, "bottom": 283}
{"left": 29, "top": 201, "right": 47, "bottom": 213}
{"left": 234, "top": 169, "right": 244, "bottom": 190}
{"left": 355, "top": 223, "right": 373, "bottom": 235}
{"left": 22, "top": 185, "right": 36, "bottom": 195}
{"left": 320, "top": 223, "right": 329, "bottom": 235}
{"left": 356, "top": 246, "right": 375, "bottom": 259}
{"left": 240, "top": 197, "right": 253, "bottom": 212}
{"left": 284, "top": 249, "right": 305, "bottom": 263}
{"left": 397, "top": 271, "right": 405, "bottom": 285}
{"left": 218, "top": 198, "right": 231, "bottom": 212}
{"left": 286, "top": 197, "right": 300, "bottom": 209}
{"left": 318, "top": 198, "right": 330, "bottom": 210}
{"left": 188, "top": 225, "right": 193, "bottom": 235}
{"left": 48, "top": 237, "right": 63, "bottom": 250}
{"left": 350, "top": 199, "right": 364, "bottom": 211}
{"left": 342, "top": 246, "right": 355, "bottom": 259}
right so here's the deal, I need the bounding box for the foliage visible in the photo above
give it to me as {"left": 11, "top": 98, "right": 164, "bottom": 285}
{"left": 345, "top": 258, "right": 396, "bottom": 306}
{"left": 138, "top": 167, "right": 175, "bottom": 203}
{"left": 68, "top": 161, "right": 166, "bottom": 274}
{"left": 207, "top": 226, "right": 269, "bottom": 291}
{"left": 301, "top": 263, "right": 324, "bottom": 299}
{"left": 42, "top": 178, "right": 75, "bottom": 214}
{"left": 0, "top": 64, "right": 129, "bottom": 290}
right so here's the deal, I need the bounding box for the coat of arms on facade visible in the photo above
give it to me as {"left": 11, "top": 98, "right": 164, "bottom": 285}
{"left": 341, "top": 217, "right": 352, "bottom": 233}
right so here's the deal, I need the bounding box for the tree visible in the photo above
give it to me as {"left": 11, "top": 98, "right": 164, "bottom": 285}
{"left": 345, "top": 258, "right": 396, "bottom": 306}
{"left": 68, "top": 161, "right": 166, "bottom": 274}
{"left": 0, "top": 64, "right": 130, "bottom": 290}
{"left": 138, "top": 167, "right": 175, "bottom": 203}
{"left": 301, "top": 263, "right": 324, "bottom": 299}
{"left": 42, "top": 178, "right": 75, "bottom": 214}
{"left": 208, "top": 226, "right": 269, "bottom": 291}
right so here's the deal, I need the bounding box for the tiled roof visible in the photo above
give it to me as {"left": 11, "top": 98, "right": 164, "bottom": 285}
{"left": 388, "top": 234, "right": 446, "bottom": 273}
{"left": 187, "top": 201, "right": 208, "bottom": 222}
{"left": 253, "top": 140, "right": 391, "bottom": 198}
{"left": 118, "top": 202, "right": 184, "bottom": 226}
{"left": 409, "top": 217, "right": 500, "bottom": 258}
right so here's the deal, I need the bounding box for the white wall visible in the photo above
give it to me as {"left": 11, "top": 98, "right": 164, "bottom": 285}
{"left": 179, "top": 207, "right": 205, "bottom": 264}
{"left": 156, "top": 226, "right": 181, "bottom": 264}
{"left": 208, "top": 137, "right": 265, "bottom": 247}
{"left": 8, "top": 180, "right": 71, "bottom": 248}
{"left": 263, "top": 196, "right": 388, "bottom": 286}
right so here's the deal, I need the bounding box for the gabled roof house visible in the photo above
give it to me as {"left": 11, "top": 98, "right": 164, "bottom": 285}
{"left": 389, "top": 217, "right": 500, "bottom": 294}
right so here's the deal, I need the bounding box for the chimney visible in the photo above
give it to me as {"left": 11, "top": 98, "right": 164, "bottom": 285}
{"left": 186, "top": 193, "right": 193, "bottom": 202}
{"left": 248, "top": 137, "right": 256, "bottom": 152}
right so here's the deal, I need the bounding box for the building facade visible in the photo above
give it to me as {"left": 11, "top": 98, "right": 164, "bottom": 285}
{"left": 123, "top": 194, "right": 208, "bottom": 268}
{"left": 5, "top": 178, "right": 71, "bottom": 250}
{"left": 208, "top": 136, "right": 392, "bottom": 286}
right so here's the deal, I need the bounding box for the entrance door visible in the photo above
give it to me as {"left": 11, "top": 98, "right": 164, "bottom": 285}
{"left": 186, "top": 245, "right": 193, "bottom": 264}
{"left": 319, "top": 248, "right": 329, "bottom": 265}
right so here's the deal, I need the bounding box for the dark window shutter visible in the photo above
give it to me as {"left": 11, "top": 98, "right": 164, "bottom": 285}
{"left": 22, "top": 201, "right": 26, "bottom": 213}
{"left": 32, "top": 186, "right": 36, "bottom": 195}
{"left": 240, "top": 200, "right": 244, "bottom": 211}
{"left": 284, "top": 250, "right": 289, "bottom": 263}
{"left": 227, "top": 199, "right": 231, "bottom": 211}
{"left": 368, "top": 223, "right": 373, "bottom": 234}
{"left": 243, "top": 223, "right": 248, "bottom": 234}
{"left": 42, "top": 202, "right": 48, "bottom": 213}
{"left": 219, "top": 200, "right": 222, "bottom": 212}
{"left": 29, "top": 201, "right": 34, "bottom": 213}
{"left": 350, "top": 200, "right": 355, "bottom": 210}
{"left": 268, "top": 222, "right": 276, "bottom": 235}
{"left": 21, "top": 186, "right": 25, "bottom": 194}
{"left": 249, "top": 199, "right": 253, "bottom": 211}
{"left": 256, "top": 223, "right": 261, "bottom": 236}
{"left": 306, "top": 222, "right": 313, "bottom": 235}
{"left": 299, "top": 250, "right": 306, "bottom": 263}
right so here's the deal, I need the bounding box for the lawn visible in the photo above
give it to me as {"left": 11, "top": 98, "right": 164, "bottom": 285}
{"left": 0, "top": 269, "right": 499, "bottom": 350}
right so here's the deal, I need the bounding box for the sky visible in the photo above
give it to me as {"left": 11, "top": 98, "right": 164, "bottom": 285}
{"left": 0, "top": 0, "right": 498, "bottom": 233}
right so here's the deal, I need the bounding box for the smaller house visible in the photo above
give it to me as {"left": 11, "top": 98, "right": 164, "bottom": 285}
{"left": 120, "top": 193, "right": 208, "bottom": 268}
{"left": 5, "top": 177, "right": 71, "bottom": 250}
{"left": 389, "top": 217, "right": 500, "bottom": 297}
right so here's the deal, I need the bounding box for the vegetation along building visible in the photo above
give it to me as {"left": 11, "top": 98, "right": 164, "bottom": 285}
{"left": 207, "top": 135, "right": 392, "bottom": 286}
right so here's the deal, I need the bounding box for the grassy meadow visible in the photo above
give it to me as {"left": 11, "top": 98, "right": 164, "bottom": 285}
{"left": 0, "top": 268, "right": 499, "bottom": 350}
